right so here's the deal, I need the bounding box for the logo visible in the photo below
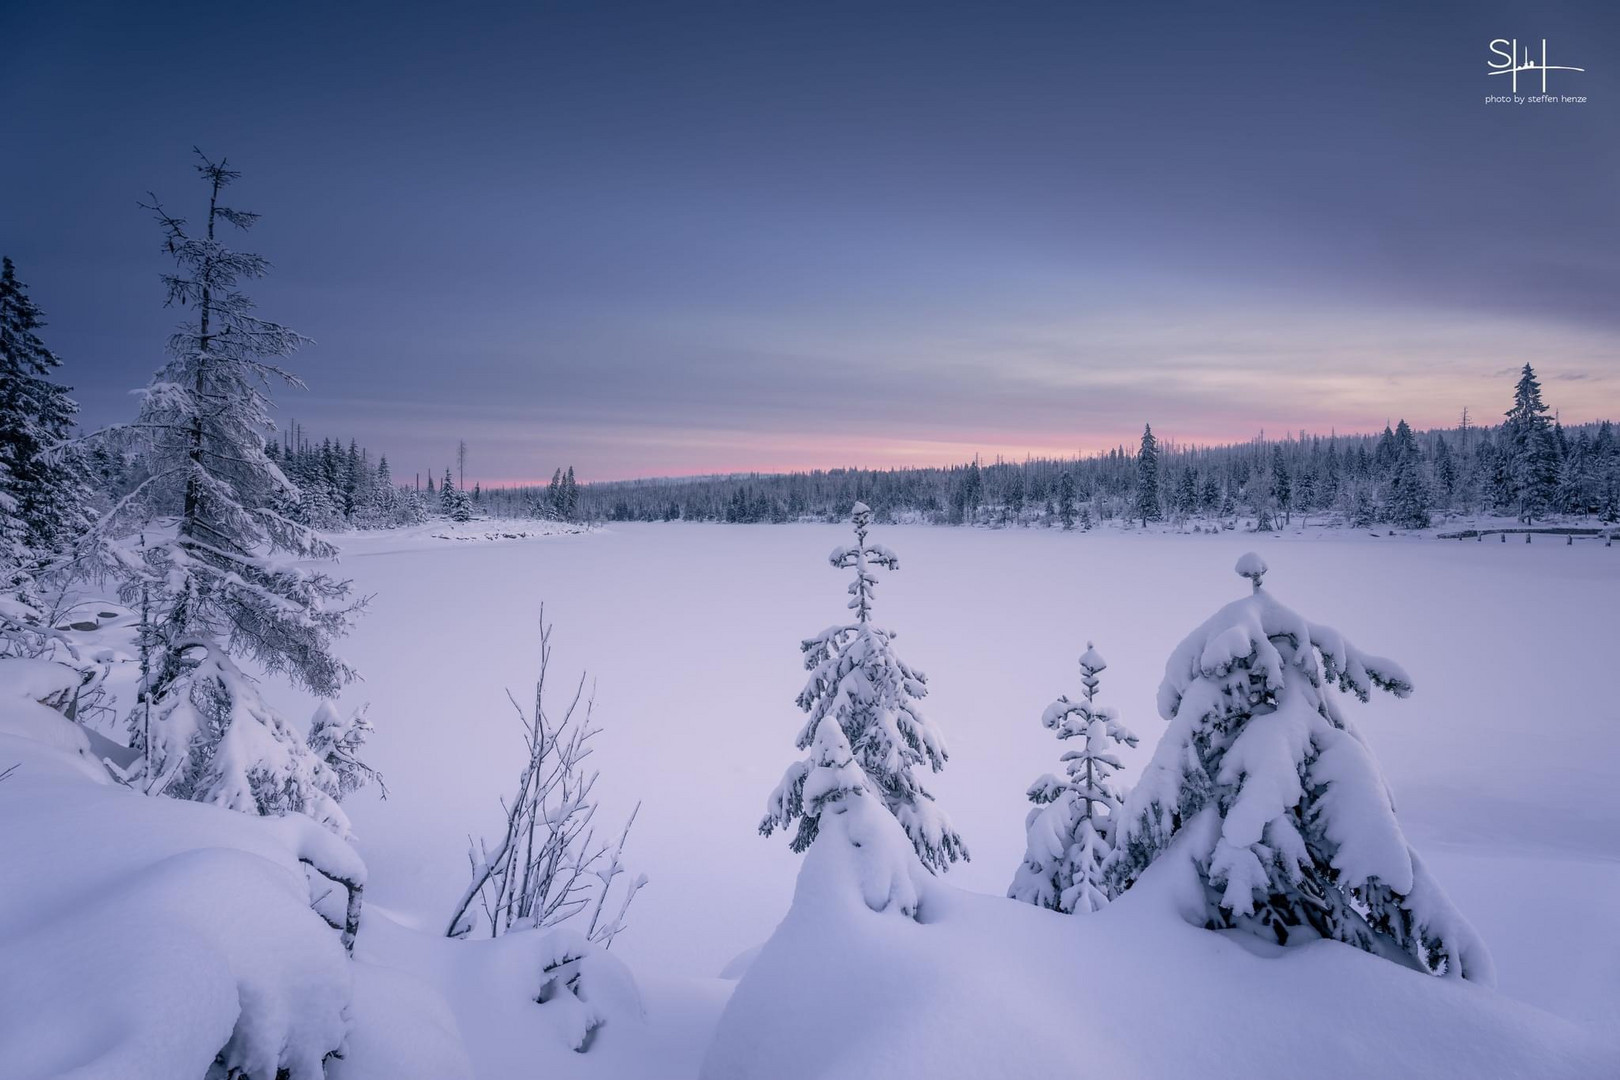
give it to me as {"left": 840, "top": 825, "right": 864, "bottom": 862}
{"left": 1488, "top": 38, "right": 1584, "bottom": 93}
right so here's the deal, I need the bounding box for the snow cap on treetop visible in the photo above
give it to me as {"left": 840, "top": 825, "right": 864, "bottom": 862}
{"left": 1079, "top": 642, "right": 1105, "bottom": 672}
{"left": 1234, "top": 552, "right": 1268, "bottom": 591}
{"left": 851, "top": 501, "right": 871, "bottom": 518}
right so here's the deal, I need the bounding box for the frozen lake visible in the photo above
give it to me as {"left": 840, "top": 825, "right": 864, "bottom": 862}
{"left": 278, "top": 522, "right": 1620, "bottom": 1024}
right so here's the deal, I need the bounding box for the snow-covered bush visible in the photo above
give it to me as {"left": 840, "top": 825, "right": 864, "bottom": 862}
{"left": 1009, "top": 642, "right": 1137, "bottom": 913}
{"left": 1112, "top": 552, "right": 1494, "bottom": 982}
{"left": 760, "top": 502, "right": 966, "bottom": 893}
{"left": 448, "top": 612, "right": 645, "bottom": 948}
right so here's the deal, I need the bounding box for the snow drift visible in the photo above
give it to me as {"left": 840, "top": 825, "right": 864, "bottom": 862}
{"left": 702, "top": 823, "right": 1614, "bottom": 1080}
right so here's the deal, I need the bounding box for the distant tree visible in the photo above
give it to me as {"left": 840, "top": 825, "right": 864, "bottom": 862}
{"left": 1005, "top": 470, "right": 1026, "bottom": 524}
{"left": 761, "top": 502, "right": 967, "bottom": 879}
{"left": 1387, "top": 420, "right": 1431, "bottom": 529}
{"left": 1057, "top": 471, "right": 1077, "bottom": 530}
{"left": 1503, "top": 364, "right": 1558, "bottom": 523}
{"left": 1432, "top": 433, "right": 1457, "bottom": 510}
{"left": 564, "top": 465, "right": 580, "bottom": 521}
{"left": 1009, "top": 642, "right": 1137, "bottom": 913}
{"left": 1271, "top": 446, "right": 1293, "bottom": 525}
{"left": 1113, "top": 554, "right": 1493, "bottom": 983}
{"left": 1135, "top": 424, "right": 1161, "bottom": 526}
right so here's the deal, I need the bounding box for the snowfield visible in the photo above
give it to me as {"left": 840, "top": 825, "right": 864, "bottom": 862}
{"left": 11, "top": 519, "right": 1619, "bottom": 1078}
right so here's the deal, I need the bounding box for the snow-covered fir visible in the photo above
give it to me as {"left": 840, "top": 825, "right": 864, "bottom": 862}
{"left": 1009, "top": 642, "right": 1138, "bottom": 913}
{"left": 761, "top": 502, "right": 967, "bottom": 883}
{"left": 1112, "top": 552, "right": 1493, "bottom": 982}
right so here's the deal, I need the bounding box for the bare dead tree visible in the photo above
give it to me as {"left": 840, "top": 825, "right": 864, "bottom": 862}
{"left": 446, "top": 609, "right": 645, "bottom": 944}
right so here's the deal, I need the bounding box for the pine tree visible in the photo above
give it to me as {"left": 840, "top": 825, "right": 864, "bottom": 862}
{"left": 1386, "top": 420, "right": 1431, "bottom": 529}
{"left": 1057, "top": 471, "right": 1077, "bottom": 530}
{"left": 564, "top": 465, "right": 579, "bottom": 521}
{"left": 0, "top": 257, "right": 93, "bottom": 559}
{"left": 1112, "top": 553, "right": 1493, "bottom": 982}
{"left": 99, "top": 152, "right": 365, "bottom": 830}
{"left": 761, "top": 502, "right": 966, "bottom": 874}
{"left": 1135, "top": 424, "right": 1161, "bottom": 526}
{"left": 440, "top": 466, "right": 472, "bottom": 522}
{"left": 1009, "top": 643, "right": 1137, "bottom": 913}
{"left": 1270, "top": 446, "right": 1292, "bottom": 526}
{"left": 1503, "top": 364, "right": 1557, "bottom": 523}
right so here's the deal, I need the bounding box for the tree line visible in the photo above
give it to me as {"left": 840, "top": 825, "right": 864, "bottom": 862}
{"left": 543, "top": 367, "right": 1615, "bottom": 531}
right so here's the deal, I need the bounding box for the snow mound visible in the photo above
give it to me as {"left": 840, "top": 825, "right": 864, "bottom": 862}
{"left": 0, "top": 679, "right": 365, "bottom": 1079}
{"left": 702, "top": 835, "right": 1615, "bottom": 1080}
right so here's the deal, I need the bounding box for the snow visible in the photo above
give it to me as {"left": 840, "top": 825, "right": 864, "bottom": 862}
{"left": 0, "top": 683, "right": 355, "bottom": 1080}
{"left": 14, "top": 520, "right": 1620, "bottom": 1077}
{"left": 702, "top": 821, "right": 1612, "bottom": 1079}
{"left": 246, "top": 522, "right": 1620, "bottom": 1021}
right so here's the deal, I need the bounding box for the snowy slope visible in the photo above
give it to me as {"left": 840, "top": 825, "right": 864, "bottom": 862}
{"left": 702, "top": 823, "right": 1613, "bottom": 1080}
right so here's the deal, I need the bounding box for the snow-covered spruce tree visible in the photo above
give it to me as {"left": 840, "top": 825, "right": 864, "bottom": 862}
{"left": 1057, "top": 470, "right": 1077, "bottom": 530}
{"left": 0, "top": 257, "right": 94, "bottom": 568}
{"left": 1114, "top": 553, "right": 1490, "bottom": 984}
{"left": 1135, "top": 423, "right": 1161, "bottom": 526}
{"left": 1111, "top": 554, "right": 1493, "bottom": 982}
{"left": 1009, "top": 643, "right": 1137, "bottom": 913}
{"left": 1387, "top": 419, "right": 1431, "bottom": 530}
{"left": 761, "top": 502, "right": 966, "bottom": 884}
{"left": 1504, "top": 363, "right": 1558, "bottom": 524}
{"left": 97, "top": 152, "right": 365, "bottom": 831}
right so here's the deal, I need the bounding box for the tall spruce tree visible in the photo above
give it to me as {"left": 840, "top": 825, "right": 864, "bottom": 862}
{"left": 1112, "top": 553, "right": 1493, "bottom": 982}
{"left": 1009, "top": 643, "right": 1137, "bottom": 913}
{"left": 761, "top": 502, "right": 967, "bottom": 875}
{"left": 1387, "top": 419, "right": 1431, "bottom": 529}
{"left": 0, "top": 257, "right": 93, "bottom": 561}
{"left": 1135, "top": 423, "right": 1161, "bottom": 526}
{"left": 101, "top": 152, "right": 365, "bottom": 831}
{"left": 1504, "top": 364, "right": 1558, "bottom": 523}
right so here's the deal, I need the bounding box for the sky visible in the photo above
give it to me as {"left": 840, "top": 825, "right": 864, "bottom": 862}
{"left": 3, "top": 0, "right": 1619, "bottom": 484}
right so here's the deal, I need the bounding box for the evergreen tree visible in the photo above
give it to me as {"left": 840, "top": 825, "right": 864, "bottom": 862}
{"left": 0, "top": 257, "right": 93, "bottom": 558}
{"left": 99, "top": 152, "right": 365, "bottom": 830}
{"left": 1009, "top": 643, "right": 1137, "bottom": 913}
{"left": 1387, "top": 420, "right": 1431, "bottom": 529}
{"left": 1270, "top": 446, "right": 1292, "bottom": 525}
{"left": 564, "top": 465, "right": 579, "bottom": 521}
{"left": 1112, "top": 554, "right": 1493, "bottom": 983}
{"left": 1135, "top": 424, "right": 1161, "bottom": 526}
{"left": 761, "top": 502, "right": 967, "bottom": 874}
{"left": 1432, "top": 433, "right": 1456, "bottom": 510}
{"left": 440, "top": 467, "right": 472, "bottom": 522}
{"left": 1503, "top": 364, "right": 1557, "bottom": 523}
{"left": 1056, "top": 471, "right": 1077, "bottom": 530}
{"left": 1005, "top": 470, "right": 1026, "bottom": 523}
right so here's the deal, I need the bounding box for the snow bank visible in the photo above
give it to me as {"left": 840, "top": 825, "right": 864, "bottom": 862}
{"left": 702, "top": 828, "right": 1616, "bottom": 1080}
{"left": 0, "top": 702, "right": 353, "bottom": 1077}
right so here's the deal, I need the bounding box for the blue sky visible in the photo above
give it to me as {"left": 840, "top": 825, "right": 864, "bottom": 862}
{"left": 3, "top": 0, "right": 1618, "bottom": 482}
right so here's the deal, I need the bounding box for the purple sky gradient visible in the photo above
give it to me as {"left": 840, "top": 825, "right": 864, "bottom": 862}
{"left": 3, "top": 0, "right": 1618, "bottom": 484}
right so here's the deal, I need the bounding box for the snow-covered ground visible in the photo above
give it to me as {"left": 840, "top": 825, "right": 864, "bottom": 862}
{"left": 18, "top": 518, "right": 1617, "bottom": 1077}
{"left": 270, "top": 522, "right": 1620, "bottom": 1021}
